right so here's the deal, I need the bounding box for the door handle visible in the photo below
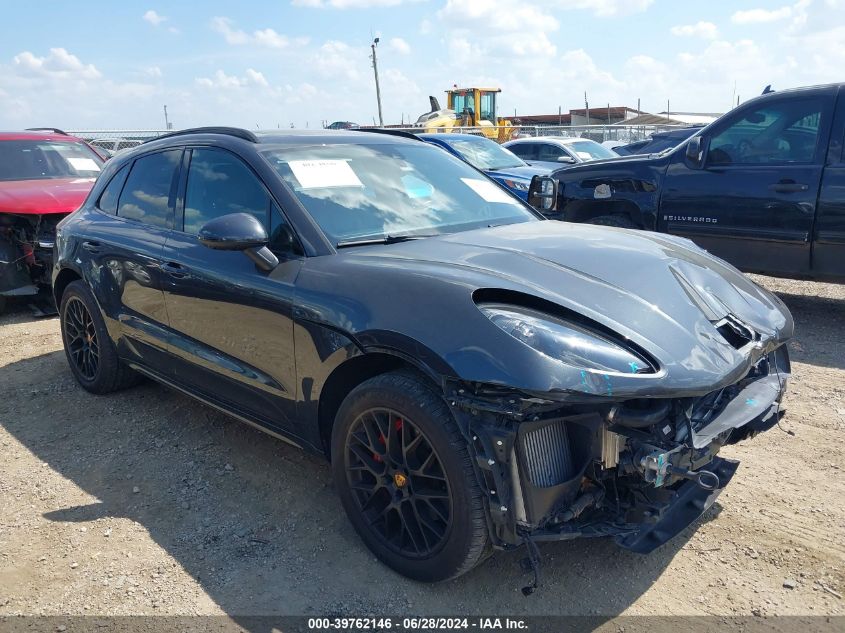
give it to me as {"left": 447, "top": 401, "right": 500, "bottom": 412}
{"left": 769, "top": 180, "right": 809, "bottom": 193}
{"left": 81, "top": 240, "right": 101, "bottom": 253}
{"left": 160, "top": 261, "right": 189, "bottom": 278}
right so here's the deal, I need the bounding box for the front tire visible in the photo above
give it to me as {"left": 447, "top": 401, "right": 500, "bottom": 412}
{"left": 331, "top": 371, "right": 490, "bottom": 581}
{"left": 59, "top": 280, "right": 140, "bottom": 394}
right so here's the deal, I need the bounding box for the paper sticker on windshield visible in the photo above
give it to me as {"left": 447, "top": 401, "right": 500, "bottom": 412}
{"left": 594, "top": 183, "right": 611, "bottom": 199}
{"left": 288, "top": 160, "right": 363, "bottom": 189}
{"left": 576, "top": 151, "right": 593, "bottom": 160}
{"left": 461, "top": 178, "right": 519, "bottom": 204}
{"left": 67, "top": 157, "right": 100, "bottom": 172}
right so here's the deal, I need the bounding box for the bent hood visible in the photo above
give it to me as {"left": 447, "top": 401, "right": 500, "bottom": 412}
{"left": 0, "top": 178, "right": 96, "bottom": 215}
{"left": 301, "top": 221, "right": 793, "bottom": 398}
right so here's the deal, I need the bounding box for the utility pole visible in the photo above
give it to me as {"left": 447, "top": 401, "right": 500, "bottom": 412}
{"left": 163, "top": 105, "right": 171, "bottom": 130}
{"left": 371, "top": 38, "right": 384, "bottom": 127}
{"left": 584, "top": 92, "right": 590, "bottom": 126}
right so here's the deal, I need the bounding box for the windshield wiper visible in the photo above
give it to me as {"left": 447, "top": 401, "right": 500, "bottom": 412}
{"left": 336, "top": 233, "right": 440, "bottom": 248}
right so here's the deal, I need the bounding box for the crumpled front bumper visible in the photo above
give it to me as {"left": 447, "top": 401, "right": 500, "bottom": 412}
{"left": 616, "top": 456, "right": 739, "bottom": 553}
{"left": 453, "top": 346, "right": 791, "bottom": 552}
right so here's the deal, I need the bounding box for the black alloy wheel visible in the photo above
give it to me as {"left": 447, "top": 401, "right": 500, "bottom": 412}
{"left": 63, "top": 295, "right": 100, "bottom": 380}
{"left": 332, "top": 372, "right": 490, "bottom": 582}
{"left": 59, "top": 280, "right": 140, "bottom": 394}
{"left": 344, "top": 407, "right": 452, "bottom": 558}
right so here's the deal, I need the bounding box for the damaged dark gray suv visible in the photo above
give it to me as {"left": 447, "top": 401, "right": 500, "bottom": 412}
{"left": 53, "top": 127, "right": 793, "bottom": 584}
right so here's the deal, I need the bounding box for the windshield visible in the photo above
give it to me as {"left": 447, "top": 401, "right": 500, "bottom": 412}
{"left": 442, "top": 136, "right": 526, "bottom": 171}
{"left": 565, "top": 140, "right": 619, "bottom": 161}
{"left": 0, "top": 140, "right": 104, "bottom": 181}
{"left": 263, "top": 142, "right": 538, "bottom": 244}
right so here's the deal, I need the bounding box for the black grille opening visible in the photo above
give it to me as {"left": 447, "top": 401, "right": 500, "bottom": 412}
{"left": 715, "top": 315, "right": 755, "bottom": 349}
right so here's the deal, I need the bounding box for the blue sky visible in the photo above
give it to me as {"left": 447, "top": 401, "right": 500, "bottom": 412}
{"left": 1, "top": 0, "right": 841, "bottom": 129}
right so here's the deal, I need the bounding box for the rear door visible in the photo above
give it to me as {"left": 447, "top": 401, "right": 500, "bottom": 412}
{"left": 660, "top": 89, "right": 833, "bottom": 276}
{"left": 161, "top": 146, "right": 304, "bottom": 439}
{"left": 81, "top": 149, "right": 182, "bottom": 377}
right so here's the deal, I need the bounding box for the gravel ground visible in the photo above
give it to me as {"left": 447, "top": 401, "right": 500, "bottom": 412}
{"left": 0, "top": 275, "right": 843, "bottom": 620}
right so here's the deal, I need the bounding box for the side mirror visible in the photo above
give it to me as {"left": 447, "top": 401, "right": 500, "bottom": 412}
{"left": 199, "top": 213, "right": 269, "bottom": 250}
{"left": 685, "top": 136, "right": 706, "bottom": 167}
{"left": 527, "top": 176, "right": 558, "bottom": 212}
{"left": 198, "top": 212, "right": 279, "bottom": 271}
{"left": 557, "top": 155, "right": 576, "bottom": 164}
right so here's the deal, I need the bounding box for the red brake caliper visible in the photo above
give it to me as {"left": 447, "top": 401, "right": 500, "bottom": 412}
{"left": 372, "top": 419, "right": 402, "bottom": 462}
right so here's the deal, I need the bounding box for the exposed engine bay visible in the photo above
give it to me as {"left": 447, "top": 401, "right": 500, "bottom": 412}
{"left": 0, "top": 213, "right": 61, "bottom": 302}
{"left": 446, "top": 345, "right": 790, "bottom": 564}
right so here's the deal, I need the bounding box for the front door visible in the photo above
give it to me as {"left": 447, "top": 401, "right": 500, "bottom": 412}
{"left": 659, "top": 90, "right": 833, "bottom": 276}
{"left": 161, "top": 147, "right": 304, "bottom": 439}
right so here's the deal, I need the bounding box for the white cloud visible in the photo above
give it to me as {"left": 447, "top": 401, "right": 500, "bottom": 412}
{"left": 389, "top": 37, "right": 411, "bottom": 55}
{"left": 561, "top": 0, "right": 653, "bottom": 16}
{"left": 245, "top": 68, "right": 268, "bottom": 87}
{"left": 13, "top": 48, "right": 101, "bottom": 80}
{"left": 254, "top": 28, "right": 289, "bottom": 48}
{"left": 670, "top": 21, "right": 719, "bottom": 39}
{"left": 195, "top": 68, "right": 270, "bottom": 89}
{"left": 211, "top": 16, "right": 249, "bottom": 45}
{"left": 292, "top": 0, "right": 419, "bottom": 7}
{"left": 144, "top": 66, "right": 162, "bottom": 78}
{"left": 313, "top": 40, "right": 362, "bottom": 80}
{"left": 731, "top": 6, "right": 793, "bottom": 24}
{"left": 143, "top": 10, "right": 166, "bottom": 26}
{"left": 211, "top": 17, "right": 305, "bottom": 48}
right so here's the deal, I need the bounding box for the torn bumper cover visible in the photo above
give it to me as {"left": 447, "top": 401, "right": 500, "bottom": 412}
{"left": 449, "top": 345, "right": 790, "bottom": 554}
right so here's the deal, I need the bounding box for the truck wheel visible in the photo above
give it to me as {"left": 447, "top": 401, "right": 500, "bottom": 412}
{"left": 0, "top": 295, "right": 6, "bottom": 315}
{"left": 59, "top": 280, "right": 141, "bottom": 394}
{"left": 331, "top": 371, "right": 490, "bottom": 582}
{"left": 590, "top": 214, "right": 639, "bottom": 229}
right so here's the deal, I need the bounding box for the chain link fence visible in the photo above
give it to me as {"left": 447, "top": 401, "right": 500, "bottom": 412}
{"left": 68, "top": 124, "right": 692, "bottom": 148}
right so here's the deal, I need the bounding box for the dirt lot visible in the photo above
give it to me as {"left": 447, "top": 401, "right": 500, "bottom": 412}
{"left": 0, "top": 275, "right": 843, "bottom": 620}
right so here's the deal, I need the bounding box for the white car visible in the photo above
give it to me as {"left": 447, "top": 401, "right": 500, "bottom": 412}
{"left": 503, "top": 136, "right": 620, "bottom": 170}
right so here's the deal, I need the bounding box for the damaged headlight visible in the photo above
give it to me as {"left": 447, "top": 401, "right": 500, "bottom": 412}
{"left": 480, "top": 304, "right": 652, "bottom": 374}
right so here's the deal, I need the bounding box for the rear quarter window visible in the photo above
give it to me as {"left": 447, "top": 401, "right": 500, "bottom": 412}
{"left": 117, "top": 150, "right": 181, "bottom": 229}
{"left": 96, "top": 164, "right": 130, "bottom": 214}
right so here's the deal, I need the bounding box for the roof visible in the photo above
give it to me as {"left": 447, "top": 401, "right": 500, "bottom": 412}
{"left": 139, "top": 127, "right": 423, "bottom": 150}
{"left": 618, "top": 112, "right": 717, "bottom": 126}
{"left": 506, "top": 136, "right": 598, "bottom": 145}
{"left": 418, "top": 133, "right": 491, "bottom": 142}
{"left": 0, "top": 131, "right": 86, "bottom": 143}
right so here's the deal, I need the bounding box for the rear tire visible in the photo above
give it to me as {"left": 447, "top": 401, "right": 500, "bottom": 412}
{"left": 331, "top": 371, "right": 490, "bottom": 582}
{"left": 0, "top": 295, "right": 6, "bottom": 315}
{"left": 590, "top": 214, "right": 638, "bottom": 229}
{"left": 59, "top": 280, "right": 140, "bottom": 394}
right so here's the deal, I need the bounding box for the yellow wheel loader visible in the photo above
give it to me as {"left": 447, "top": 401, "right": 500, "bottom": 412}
{"left": 414, "top": 88, "right": 514, "bottom": 142}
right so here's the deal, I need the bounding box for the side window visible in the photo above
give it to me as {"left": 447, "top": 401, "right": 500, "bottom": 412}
{"left": 709, "top": 98, "right": 823, "bottom": 165}
{"left": 96, "top": 164, "right": 129, "bottom": 214}
{"left": 183, "top": 148, "right": 269, "bottom": 235}
{"left": 536, "top": 143, "right": 565, "bottom": 161}
{"left": 509, "top": 143, "right": 537, "bottom": 160}
{"left": 117, "top": 150, "right": 181, "bottom": 228}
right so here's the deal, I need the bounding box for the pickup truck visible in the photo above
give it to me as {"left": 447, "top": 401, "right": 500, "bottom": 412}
{"left": 540, "top": 83, "right": 845, "bottom": 281}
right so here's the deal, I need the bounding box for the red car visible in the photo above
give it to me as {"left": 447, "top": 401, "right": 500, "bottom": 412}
{"left": 0, "top": 129, "right": 105, "bottom": 313}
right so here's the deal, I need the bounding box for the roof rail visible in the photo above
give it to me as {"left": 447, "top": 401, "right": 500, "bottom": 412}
{"left": 143, "top": 126, "right": 258, "bottom": 144}
{"left": 26, "top": 127, "right": 68, "bottom": 135}
{"left": 356, "top": 128, "right": 421, "bottom": 141}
